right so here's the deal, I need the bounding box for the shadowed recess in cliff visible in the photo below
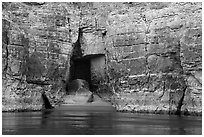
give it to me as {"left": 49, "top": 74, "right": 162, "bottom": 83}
{"left": 68, "top": 26, "right": 105, "bottom": 91}
{"left": 69, "top": 54, "right": 105, "bottom": 92}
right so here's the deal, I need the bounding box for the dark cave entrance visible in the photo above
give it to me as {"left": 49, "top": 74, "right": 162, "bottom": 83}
{"left": 71, "top": 58, "right": 91, "bottom": 87}
{"left": 69, "top": 54, "right": 105, "bottom": 91}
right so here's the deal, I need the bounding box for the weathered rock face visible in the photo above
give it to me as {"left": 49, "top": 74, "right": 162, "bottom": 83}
{"left": 2, "top": 2, "right": 74, "bottom": 110}
{"left": 2, "top": 2, "right": 202, "bottom": 114}
{"left": 104, "top": 2, "right": 202, "bottom": 115}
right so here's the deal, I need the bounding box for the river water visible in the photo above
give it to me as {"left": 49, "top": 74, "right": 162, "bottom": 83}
{"left": 2, "top": 105, "right": 202, "bottom": 135}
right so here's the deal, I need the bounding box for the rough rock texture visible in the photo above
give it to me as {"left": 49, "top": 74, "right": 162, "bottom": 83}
{"left": 2, "top": 2, "right": 202, "bottom": 114}
{"left": 63, "top": 79, "right": 93, "bottom": 104}
{"left": 2, "top": 2, "right": 72, "bottom": 111}
{"left": 104, "top": 2, "right": 202, "bottom": 115}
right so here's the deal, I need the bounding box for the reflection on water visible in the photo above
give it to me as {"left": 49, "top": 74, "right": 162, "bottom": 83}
{"left": 2, "top": 106, "right": 202, "bottom": 135}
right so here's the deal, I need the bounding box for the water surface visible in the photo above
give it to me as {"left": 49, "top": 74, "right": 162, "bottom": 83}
{"left": 2, "top": 105, "right": 202, "bottom": 135}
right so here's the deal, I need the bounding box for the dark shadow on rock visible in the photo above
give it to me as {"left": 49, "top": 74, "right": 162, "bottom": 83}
{"left": 41, "top": 92, "right": 54, "bottom": 109}
{"left": 87, "top": 93, "right": 94, "bottom": 103}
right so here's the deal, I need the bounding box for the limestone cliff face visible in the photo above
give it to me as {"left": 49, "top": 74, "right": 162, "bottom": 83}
{"left": 104, "top": 2, "right": 202, "bottom": 115}
{"left": 2, "top": 2, "right": 202, "bottom": 114}
{"left": 2, "top": 2, "right": 75, "bottom": 111}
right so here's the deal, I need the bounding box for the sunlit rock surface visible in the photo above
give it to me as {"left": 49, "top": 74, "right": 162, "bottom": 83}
{"left": 2, "top": 2, "right": 202, "bottom": 115}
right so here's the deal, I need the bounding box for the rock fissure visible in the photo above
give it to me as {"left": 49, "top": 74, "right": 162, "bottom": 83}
{"left": 175, "top": 86, "right": 187, "bottom": 115}
{"left": 174, "top": 41, "right": 188, "bottom": 115}
{"left": 142, "top": 14, "right": 152, "bottom": 90}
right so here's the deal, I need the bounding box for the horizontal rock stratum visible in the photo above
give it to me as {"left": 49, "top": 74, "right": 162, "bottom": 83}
{"left": 2, "top": 2, "right": 202, "bottom": 115}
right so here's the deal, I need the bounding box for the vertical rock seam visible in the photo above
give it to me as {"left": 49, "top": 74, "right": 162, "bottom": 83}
{"left": 175, "top": 42, "right": 187, "bottom": 115}
{"left": 142, "top": 14, "right": 152, "bottom": 89}
{"left": 175, "top": 86, "right": 187, "bottom": 115}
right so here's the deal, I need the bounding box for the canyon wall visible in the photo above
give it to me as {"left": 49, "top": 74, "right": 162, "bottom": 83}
{"left": 2, "top": 2, "right": 202, "bottom": 114}
{"left": 2, "top": 2, "right": 74, "bottom": 111}
{"left": 104, "top": 2, "right": 202, "bottom": 115}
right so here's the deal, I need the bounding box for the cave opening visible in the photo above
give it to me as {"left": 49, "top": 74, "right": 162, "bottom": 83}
{"left": 70, "top": 57, "right": 91, "bottom": 88}
{"left": 69, "top": 54, "right": 105, "bottom": 92}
